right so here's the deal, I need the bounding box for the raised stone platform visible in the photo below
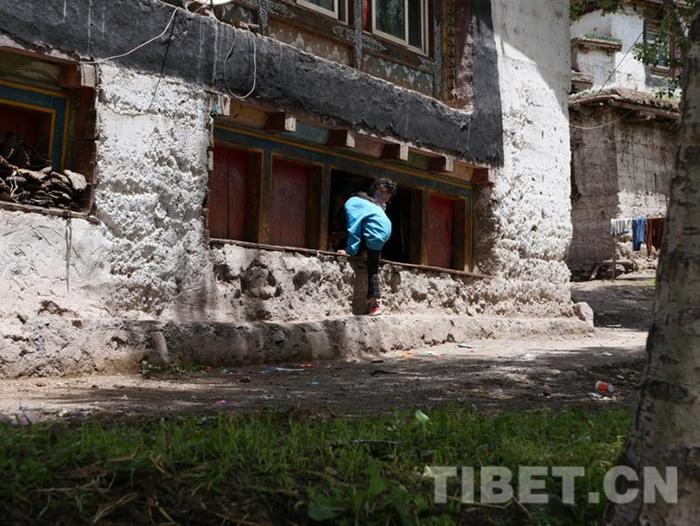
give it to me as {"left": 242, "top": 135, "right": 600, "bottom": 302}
{"left": 0, "top": 314, "right": 591, "bottom": 378}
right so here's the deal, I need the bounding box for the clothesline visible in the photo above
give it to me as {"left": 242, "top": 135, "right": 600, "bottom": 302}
{"left": 609, "top": 215, "right": 665, "bottom": 257}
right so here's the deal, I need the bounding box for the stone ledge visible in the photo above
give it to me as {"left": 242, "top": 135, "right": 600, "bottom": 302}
{"left": 0, "top": 315, "right": 591, "bottom": 378}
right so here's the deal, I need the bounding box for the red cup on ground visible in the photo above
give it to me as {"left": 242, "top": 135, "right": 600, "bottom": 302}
{"left": 595, "top": 381, "right": 615, "bottom": 394}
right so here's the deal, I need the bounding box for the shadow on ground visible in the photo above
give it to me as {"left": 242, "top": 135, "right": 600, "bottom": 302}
{"left": 10, "top": 343, "right": 644, "bottom": 421}
{"left": 572, "top": 278, "right": 655, "bottom": 330}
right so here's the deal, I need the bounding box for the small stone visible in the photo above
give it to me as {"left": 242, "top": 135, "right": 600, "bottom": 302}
{"left": 239, "top": 376, "right": 251, "bottom": 383}
{"left": 573, "top": 302, "right": 594, "bottom": 328}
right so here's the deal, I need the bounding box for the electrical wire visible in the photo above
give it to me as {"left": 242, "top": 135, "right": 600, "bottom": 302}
{"left": 224, "top": 30, "right": 258, "bottom": 100}
{"left": 84, "top": 7, "right": 179, "bottom": 65}
{"left": 569, "top": 2, "right": 667, "bottom": 129}
{"left": 569, "top": 110, "right": 635, "bottom": 130}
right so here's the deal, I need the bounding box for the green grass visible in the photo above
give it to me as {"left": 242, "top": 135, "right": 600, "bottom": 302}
{"left": 0, "top": 407, "right": 630, "bottom": 525}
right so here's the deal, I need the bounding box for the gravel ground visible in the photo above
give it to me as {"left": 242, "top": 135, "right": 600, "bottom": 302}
{"left": 0, "top": 278, "right": 654, "bottom": 422}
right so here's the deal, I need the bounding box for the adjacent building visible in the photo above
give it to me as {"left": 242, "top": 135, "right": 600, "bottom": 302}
{"left": 568, "top": 0, "right": 679, "bottom": 279}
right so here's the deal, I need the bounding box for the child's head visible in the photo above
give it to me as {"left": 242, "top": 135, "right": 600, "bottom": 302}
{"left": 369, "top": 178, "right": 397, "bottom": 205}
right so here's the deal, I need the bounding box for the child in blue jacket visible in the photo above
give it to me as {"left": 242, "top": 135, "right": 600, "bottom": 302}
{"left": 337, "top": 178, "right": 397, "bottom": 316}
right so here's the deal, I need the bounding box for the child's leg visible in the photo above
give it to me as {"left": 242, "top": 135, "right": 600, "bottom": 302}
{"left": 366, "top": 249, "right": 381, "bottom": 303}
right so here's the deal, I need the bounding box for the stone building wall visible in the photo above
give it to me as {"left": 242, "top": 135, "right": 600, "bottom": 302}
{"left": 615, "top": 119, "right": 674, "bottom": 218}
{"left": 474, "top": 0, "right": 573, "bottom": 316}
{"left": 0, "top": 0, "right": 578, "bottom": 377}
{"left": 569, "top": 108, "right": 620, "bottom": 279}
{"left": 568, "top": 106, "right": 676, "bottom": 279}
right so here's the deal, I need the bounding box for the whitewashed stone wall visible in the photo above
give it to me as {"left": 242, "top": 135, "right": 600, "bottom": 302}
{"left": 571, "top": 7, "right": 666, "bottom": 93}
{"left": 474, "top": 0, "right": 573, "bottom": 317}
{"left": 0, "top": 1, "right": 580, "bottom": 375}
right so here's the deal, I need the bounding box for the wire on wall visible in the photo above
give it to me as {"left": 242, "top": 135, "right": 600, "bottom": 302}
{"left": 84, "top": 7, "right": 179, "bottom": 65}
{"left": 224, "top": 30, "right": 258, "bottom": 101}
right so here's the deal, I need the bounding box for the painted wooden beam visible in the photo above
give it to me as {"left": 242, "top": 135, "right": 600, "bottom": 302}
{"left": 429, "top": 155, "right": 454, "bottom": 173}
{"left": 59, "top": 63, "right": 97, "bottom": 89}
{"left": 265, "top": 112, "right": 297, "bottom": 132}
{"left": 471, "top": 167, "right": 493, "bottom": 185}
{"left": 326, "top": 129, "right": 356, "bottom": 148}
{"left": 381, "top": 142, "right": 409, "bottom": 161}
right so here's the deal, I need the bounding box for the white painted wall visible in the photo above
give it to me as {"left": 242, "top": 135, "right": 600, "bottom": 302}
{"left": 571, "top": 10, "right": 613, "bottom": 37}
{"left": 475, "top": 0, "right": 573, "bottom": 316}
{"left": 609, "top": 8, "right": 648, "bottom": 90}
{"left": 571, "top": 7, "right": 667, "bottom": 93}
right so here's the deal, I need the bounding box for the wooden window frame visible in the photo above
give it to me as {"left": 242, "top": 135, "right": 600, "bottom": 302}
{"left": 210, "top": 126, "right": 475, "bottom": 273}
{"left": 208, "top": 143, "right": 264, "bottom": 243}
{"left": 643, "top": 18, "right": 680, "bottom": 76}
{"left": 0, "top": 51, "right": 97, "bottom": 214}
{"left": 264, "top": 154, "right": 326, "bottom": 250}
{"left": 409, "top": 188, "right": 471, "bottom": 271}
{"left": 370, "top": 0, "right": 430, "bottom": 56}
{"left": 297, "top": 0, "right": 343, "bottom": 21}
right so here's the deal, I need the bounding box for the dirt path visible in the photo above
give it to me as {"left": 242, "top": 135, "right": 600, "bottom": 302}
{"left": 0, "top": 279, "right": 654, "bottom": 422}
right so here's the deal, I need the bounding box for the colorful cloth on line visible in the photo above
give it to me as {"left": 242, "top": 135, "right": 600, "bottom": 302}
{"left": 610, "top": 218, "right": 632, "bottom": 236}
{"left": 632, "top": 216, "right": 646, "bottom": 251}
{"left": 645, "top": 217, "right": 665, "bottom": 256}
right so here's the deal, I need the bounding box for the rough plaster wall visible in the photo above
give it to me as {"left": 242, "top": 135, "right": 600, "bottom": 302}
{"left": 0, "top": 212, "right": 113, "bottom": 320}
{"left": 475, "top": 0, "right": 573, "bottom": 316}
{"left": 609, "top": 9, "right": 648, "bottom": 91}
{"left": 570, "top": 11, "right": 613, "bottom": 37}
{"left": 0, "top": 65, "right": 214, "bottom": 332}
{"left": 93, "top": 65, "right": 214, "bottom": 319}
{"left": 209, "top": 244, "right": 479, "bottom": 322}
{"left": 568, "top": 108, "right": 619, "bottom": 278}
{"left": 615, "top": 120, "right": 674, "bottom": 218}
{"left": 575, "top": 48, "right": 617, "bottom": 89}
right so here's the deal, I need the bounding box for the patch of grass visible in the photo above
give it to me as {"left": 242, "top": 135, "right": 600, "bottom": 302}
{"left": 0, "top": 407, "right": 629, "bottom": 525}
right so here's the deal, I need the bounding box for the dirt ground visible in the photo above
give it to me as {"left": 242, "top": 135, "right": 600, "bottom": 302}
{"left": 0, "top": 277, "right": 655, "bottom": 422}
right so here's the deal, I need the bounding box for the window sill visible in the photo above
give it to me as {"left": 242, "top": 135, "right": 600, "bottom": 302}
{"left": 0, "top": 200, "right": 98, "bottom": 224}
{"left": 210, "top": 237, "right": 486, "bottom": 280}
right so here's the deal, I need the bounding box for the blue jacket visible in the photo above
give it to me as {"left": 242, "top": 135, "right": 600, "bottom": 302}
{"left": 344, "top": 195, "right": 392, "bottom": 256}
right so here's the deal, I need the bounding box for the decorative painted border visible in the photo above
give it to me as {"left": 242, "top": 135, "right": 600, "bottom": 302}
{"left": 214, "top": 123, "right": 473, "bottom": 199}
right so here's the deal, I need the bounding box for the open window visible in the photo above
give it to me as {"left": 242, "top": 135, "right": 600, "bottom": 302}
{"left": 210, "top": 127, "right": 475, "bottom": 273}
{"left": 0, "top": 49, "right": 96, "bottom": 213}
{"left": 328, "top": 170, "right": 415, "bottom": 264}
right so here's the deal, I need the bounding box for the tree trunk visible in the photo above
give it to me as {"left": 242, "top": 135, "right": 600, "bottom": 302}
{"left": 607, "top": 8, "right": 700, "bottom": 525}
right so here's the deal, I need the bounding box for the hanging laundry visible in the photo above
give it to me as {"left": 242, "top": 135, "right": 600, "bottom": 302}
{"left": 610, "top": 218, "right": 632, "bottom": 237}
{"left": 645, "top": 217, "right": 665, "bottom": 256}
{"left": 632, "top": 216, "right": 646, "bottom": 251}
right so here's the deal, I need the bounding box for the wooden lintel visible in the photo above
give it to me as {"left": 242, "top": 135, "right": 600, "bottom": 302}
{"left": 265, "top": 112, "right": 296, "bottom": 132}
{"left": 327, "top": 129, "right": 356, "bottom": 148}
{"left": 380, "top": 142, "right": 409, "bottom": 161}
{"left": 471, "top": 168, "right": 492, "bottom": 185}
{"left": 429, "top": 155, "right": 454, "bottom": 173}
{"left": 59, "top": 63, "right": 97, "bottom": 89}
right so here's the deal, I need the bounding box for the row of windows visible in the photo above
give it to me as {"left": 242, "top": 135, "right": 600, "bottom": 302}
{"left": 298, "top": 0, "right": 430, "bottom": 55}
{"left": 207, "top": 143, "right": 473, "bottom": 271}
